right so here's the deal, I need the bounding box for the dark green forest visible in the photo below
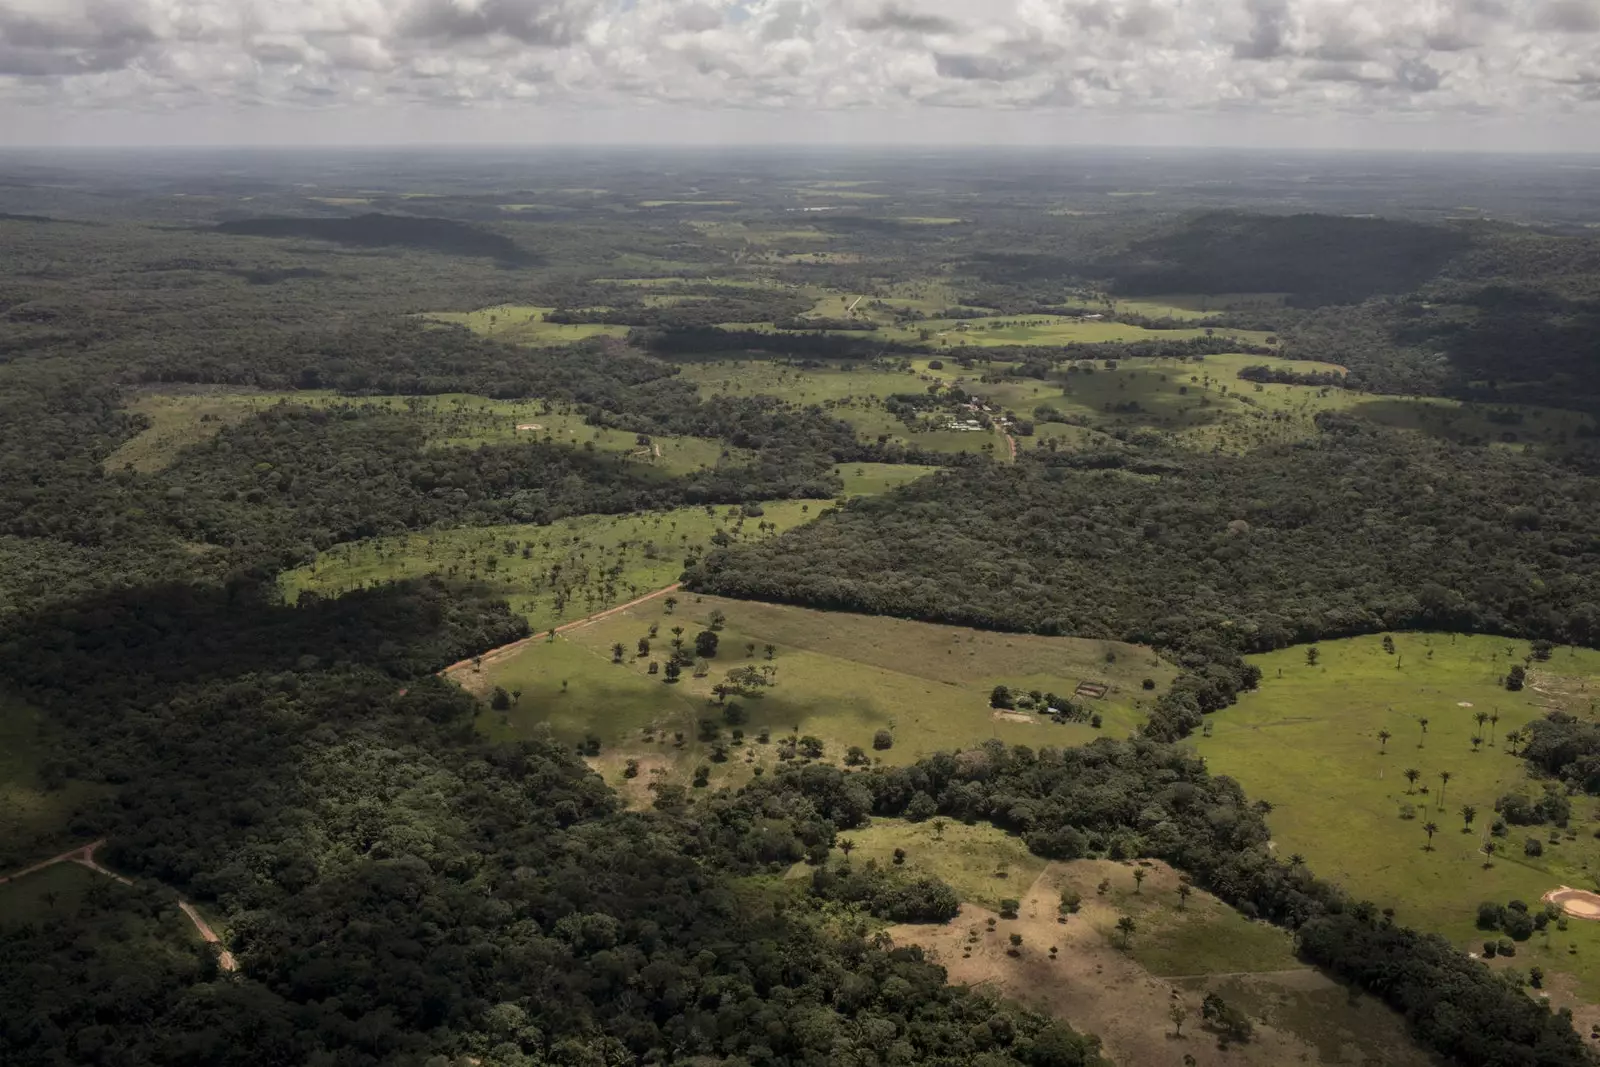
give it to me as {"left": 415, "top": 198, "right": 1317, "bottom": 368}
{"left": 4, "top": 152, "right": 1600, "bottom": 1067}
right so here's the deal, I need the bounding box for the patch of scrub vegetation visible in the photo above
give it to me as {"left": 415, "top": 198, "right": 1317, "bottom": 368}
{"left": 423, "top": 305, "right": 631, "bottom": 343}
{"left": 106, "top": 390, "right": 281, "bottom": 473}
{"left": 0, "top": 696, "right": 101, "bottom": 870}
{"left": 1197, "top": 632, "right": 1600, "bottom": 1004}
{"left": 467, "top": 594, "right": 1174, "bottom": 791}
{"left": 282, "top": 501, "right": 817, "bottom": 632}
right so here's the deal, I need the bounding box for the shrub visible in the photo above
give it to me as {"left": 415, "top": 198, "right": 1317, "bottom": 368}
{"left": 872, "top": 729, "right": 894, "bottom": 750}
{"left": 1141, "top": 677, "right": 1156, "bottom": 690}
{"left": 1525, "top": 837, "right": 1544, "bottom": 857}
{"left": 1476, "top": 902, "right": 1504, "bottom": 930}
{"left": 999, "top": 898, "right": 1020, "bottom": 919}
{"left": 1483, "top": 941, "right": 1498, "bottom": 958}
{"left": 1497, "top": 938, "right": 1517, "bottom": 957}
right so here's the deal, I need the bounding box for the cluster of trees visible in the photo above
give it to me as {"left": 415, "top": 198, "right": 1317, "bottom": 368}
{"left": 693, "top": 415, "right": 1600, "bottom": 739}
{"left": 1519, "top": 713, "right": 1600, "bottom": 793}
{"left": 1, "top": 578, "right": 1106, "bottom": 1067}
{"left": 807, "top": 861, "right": 961, "bottom": 922}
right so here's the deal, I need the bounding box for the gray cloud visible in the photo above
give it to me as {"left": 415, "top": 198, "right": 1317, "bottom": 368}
{"left": 1535, "top": 1, "right": 1600, "bottom": 32}
{"left": 400, "top": 0, "right": 597, "bottom": 45}
{"left": 855, "top": 3, "right": 958, "bottom": 34}
{"left": 0, "top": 0, "right": 1595, "bottom": 142}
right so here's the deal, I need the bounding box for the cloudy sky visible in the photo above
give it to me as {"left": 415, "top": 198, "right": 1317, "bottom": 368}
{"left": 1, "top": 0, "right": 1598, "bottom": 149}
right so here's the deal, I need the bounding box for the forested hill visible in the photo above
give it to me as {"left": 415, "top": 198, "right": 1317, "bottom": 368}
{"left": 217, "top": 214, "right": 537, "bottom": 264}
{"left": 1096, "top": 212, "right": 1472, "bottom": 306}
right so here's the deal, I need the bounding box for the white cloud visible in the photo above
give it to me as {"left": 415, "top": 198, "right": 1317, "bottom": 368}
{"left": 0, "top": 0, "right": 1596, "bottom": 145}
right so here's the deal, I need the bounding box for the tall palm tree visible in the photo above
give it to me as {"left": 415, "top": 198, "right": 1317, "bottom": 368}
{"left": 1471, "top": 735, "right": 1483, "bottom": 752}
{"left": 1116, "top": 915, "right": 1137, "bottom": 947}
{"left": 1378, "top": 729, "right": 1392, "bottom": 753}
{"left": 1461, "top": 805, "right": 1477, "bottom": 831}
{"left": 1505, "top": 729, "right": 1521, "bottom": 755}
{"left": 1403, "top": 768, "right": 1421, "bottom": 793}
{"left": 1488, "top": 712, "right": 1500, "bottom": 746}
{"left": 1438, "top": 770, "right": 1453, "bottom": 809}
{"left": 1474, "top": 711, "right": 1489, "bottom": 738}
{"left": 838, "top": 838, "right": 855, "bottom": 858}
{"left": 1418, "top": 718, "right": 1430, "bottom": 747}
{"left": 1483, "top": 841, "right": 1497, "bottom": 867}
{"left": 1422, "top": 821, "right": 1439, "bottom": 850}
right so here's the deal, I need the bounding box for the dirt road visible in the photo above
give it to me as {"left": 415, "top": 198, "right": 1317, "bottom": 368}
{"left": 441, "top": 582, "right": 683, "bottom": 681}
{"left": 1, "top": 839, "right": 237, "bottom": 970}
{"left": 1003, "top": 431, "right": 1018, "bottom": 461}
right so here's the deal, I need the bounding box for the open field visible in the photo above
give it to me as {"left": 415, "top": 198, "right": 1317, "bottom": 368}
{"left": 107, "top": 390, "right": 736, "bottom": 474}
{"left": 983, "top": 353, "right": 1596, "bottom": 456}
{"left": 884, "top": 851, "right": 1435, "bottom": 1067}
{"left": 0, "top": 860, "right": 105, "bottom": 926}
{"left": 0, "top": 696, "right": 100, "bottom": 870}
{"left": 680, "top": 361, "right": 1007, "bottom": 458}
{"left": 1197, "top": 633, "right": 1600, "bottom": 1011}
{"left": 423, "top": 305, "right": 631, "bottom": 343}
{"left": 281, "top": 501, "right": 820, "bottom": 631}
{"left": 467, "top": 594, "right": 1175, "bottom": 792}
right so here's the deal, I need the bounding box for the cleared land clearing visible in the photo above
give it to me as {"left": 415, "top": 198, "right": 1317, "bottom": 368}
{"left": 425, "top": 305, "right": 630, "bottom": 343}
{"left": 885, "top": 852, "right": 1433, "bottom": 1067}
{"left": 681, "top": 361, "right": 1003, "bottom": 458}
{"left": 281, "top": 501, "right": 817, "bottom": 632}
{"left": 470, "top": 595, "right": 1173, "bottom": 793}
{"left": 1197, "top": 633, "right": 1600, "bottom": 1007}
{"left": 978, "top": 353, "right": 1594, "bottom": 457}
{"left": 107, "top": 391, "right": 734, "bottom": 475}
{"left": 1111, "top": 293, "right": 1289, "bottom": 319}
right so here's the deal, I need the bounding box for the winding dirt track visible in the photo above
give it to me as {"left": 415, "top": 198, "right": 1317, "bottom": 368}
{"left": 441, "top": 582, "right": 683, "bottom": 680}
{"left": 1, "top": 839, "right": 237, "bottom": 970}
{"left": 1003, "top": 431, "right": 1018, "bottom": 461}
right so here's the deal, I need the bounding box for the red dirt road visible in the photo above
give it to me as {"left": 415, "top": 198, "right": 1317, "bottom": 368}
{"left": 1, "top": 839, "right": 237, "bottom": 970}
{"left": 441, "top": 582, "right": 683, "bottom": 679}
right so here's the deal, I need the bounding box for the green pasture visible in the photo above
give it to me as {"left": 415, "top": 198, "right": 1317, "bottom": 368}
{"left": 836, "top": 463, "right": 940, "bottom": 497}
{"left": 108, "top": 391, "right": 735, "bottom": 474}
{"left": 680, "top": 361, "right": 1003, "bottom": 457}
{"left": 474, "top": 594, "right": 1174, "bottom": 787}
{"left": 0, "top": 862, "right": 104, "bottom": 925}
{"left": 423, "top": 305, "right": 630, "bottom": 344}
{"left": 281, "top": 501, "right": 819, "bottom": 632}
{"left": 1197, "top": 633, "right": 1600, "bottom": 998}
{"left": 801, "top": 818, "right": 1048, "bottom": 913}
{"left": 1111, "top": 293, "right": 1288, "bottom": 319}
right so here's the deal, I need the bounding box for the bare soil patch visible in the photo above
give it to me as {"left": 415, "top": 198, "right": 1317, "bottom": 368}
{"left": 889, "top": 862, "right": 1434, "bottom": 1067}
{"left": 1544, "top": 886, "right": 1600, "bottom": 921}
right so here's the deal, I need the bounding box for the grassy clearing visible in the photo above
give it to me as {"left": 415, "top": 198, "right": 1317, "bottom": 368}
{"left": 680, "top": 361, "right": 1003, "bottom": 458}
{"left": 108, "top": 391, "right": 736, "bottom": 474}
{"left": 1111, "top": 293, "right": 1288, "bottom": 319}
{"left": 281, "top": 501, "right": 819, "bottom": 631}
{"left": 423, "top": 305, "right": 630, "bottom": 343}
{"left": 1197, "top": 633, "right": 1600, "bottom": 1002}
{"left": 805, "top": 818, "right": 1047, "bottom": 913}
{"left": 836, "top": 462, "right": 939, "bottom": 497}
{"left": 0, "top": 862, "right": 103, "bottom": 925}
{"left": 886, "top": 857, "right": 1433, "bottom": 1067}
{"left": 470, "top": 594, "right": 1174, "bottom": 793}
{"left": 0, "top": 695, "right": 100, "bottom": 870}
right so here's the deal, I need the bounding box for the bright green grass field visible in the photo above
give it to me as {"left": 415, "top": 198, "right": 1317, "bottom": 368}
{"left": 474, "top": 594, "right": 1176, "bottom": 786}
{"left": 107, "top": 391, "right": 736, "bottom": 475}
{"left": 880, "top": 316, "right": 1276, "bottom": 350}
{"left": 1197, "top": 633, "right": 1600, "bottom": 998}
{"left": 280, "top": 501, "right": 821, "bottom": 632}
{"left": 423, "top": 305, "right": 631, "bottom": 344}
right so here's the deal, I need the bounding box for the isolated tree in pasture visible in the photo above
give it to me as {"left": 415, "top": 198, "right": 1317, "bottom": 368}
{"left": 694, "top": 630, "right": 720, "bottom": 658}
{"left": 1423, "top": 821, "right": 1439, "bottom": 850}
{"left": 764, "top": 643, "right": 776, "bottom": 659}
{"left": 664, "top": 661, "right": 681, "bottom": 683}
{"left": 1489, "top": 712, "right": 1500, "bottom": 745}
{"left": 932, "top": 818, "right": 947, "bottom": 841}
{"left": 1305, "top": 646, "right": 1320, "bottom": 667}
{"left": 1504, "top": 729, "right": 1522, "bottom": 754}
{"left": 663, "top": 596, "right": 678, "bottom": 614}
{"left": 611, "top": 643, "right": 626, "bottom": 663}
{"left": 873, "top": 728, "right": 894, "bottom": 750}
{"left": 745, "top": 642, "right": 757, "bottom": 657}
{"left": 1475, "top": 711, "right": 1489, "bottom": 736}
{"left": 1170, "top": 1003, "right": 1189, "bottom": 1037}
{"left": 838, "top": 838, "right": 855, "bottom": 858}
{"left": 708, "top": 609, "right": 727, "bottom": 630}
{"left": 1115, "top": 915, "right": 1137, "bottom": 947}
{"left": 1483, "top": 841, "right": 1498, "bottom": 867}
{"left": 1438, "top": 770, "right": 1452, "bottom": 809}
{"left": 637, "top": 637, "right": 650, "bottom": 657}
{"left": 1177, "top": 883, "right": 1192, "bottom": 909}
{"left": 1133, "top": 868, "right": 1146, "bottom": 893}
{"left": 491, "top": 686, "right": 511, "bottom": 711}
{"left": 1471, "top": 735, "right": 1483, "bottom": 751}
{"left": 1461, "top": 805, "right": 1477, "bottom": 831}
{"left": 1403, "top": 768, "right": 1421, "bottom": 793}
{"left": 1378, "top": 729, "right": 1391, "bottom": 753}
{"left": 1418, "top": 718, "right": 1430, "bottom": 747}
